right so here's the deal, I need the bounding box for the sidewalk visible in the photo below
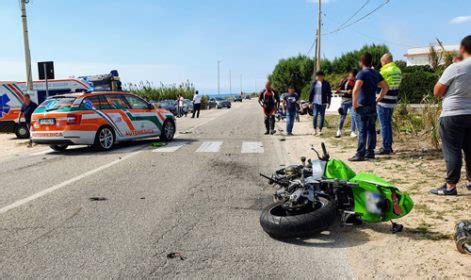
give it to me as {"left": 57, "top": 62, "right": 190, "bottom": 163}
{"left": 274, "top": 114, "right": 471, "bottom": 279}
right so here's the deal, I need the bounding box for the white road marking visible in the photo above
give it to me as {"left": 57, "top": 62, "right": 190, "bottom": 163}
{"left": 153, "top": 142, "right": 186, "bottom": 153}
{"left": 196, "top": 141, "right": 223, "bottom": 153}
{"left": 241, "top": 141, "right": 264, "bottom": 154}
{"left": 0, "top": 149, "right": 143, "bottom": 215}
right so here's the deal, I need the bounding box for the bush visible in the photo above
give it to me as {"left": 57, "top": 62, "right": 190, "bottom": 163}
{"left": 269, "top": 55, "right": 314, "bottom": 94}
{"left": 331, "top": 44, "right": 389, "bottom": 73}
{"left": 127, "top": 80, "right": 196, "bottom": 101}
{"left": 399, "top": 71, "right": 439, "bottom": 103}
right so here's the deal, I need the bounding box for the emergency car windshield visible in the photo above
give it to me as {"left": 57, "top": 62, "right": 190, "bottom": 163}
{"left": 38, "top": 97, "right": 77, "bottom": 111}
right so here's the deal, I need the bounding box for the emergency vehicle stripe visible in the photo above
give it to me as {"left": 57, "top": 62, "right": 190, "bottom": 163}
{"left": 3, "top": 85, "right": 24, "bottom": 104}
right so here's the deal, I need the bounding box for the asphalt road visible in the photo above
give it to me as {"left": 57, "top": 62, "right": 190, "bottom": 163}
{"left": 0, "top": 101, "right": 354, "bottom": 279}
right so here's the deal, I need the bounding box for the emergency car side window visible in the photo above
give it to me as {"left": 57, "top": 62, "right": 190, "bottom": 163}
{"left": 104, "top": 94, "right": 131, "bottom": 110}
{"left": 124, "top": 95, "right": 149, "bottom": 110}
{"left": 81, "top": 96, "right": 101, "bottom": 110}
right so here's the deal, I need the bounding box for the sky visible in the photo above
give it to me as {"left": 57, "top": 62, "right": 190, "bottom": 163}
{"left": 0, "top": 0, "right": 470, "bottom": 94}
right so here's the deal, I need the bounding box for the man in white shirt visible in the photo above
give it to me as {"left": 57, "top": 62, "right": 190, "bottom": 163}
{"left": 192, "top": 91, "right": 201, "bottom": 118}
{"left": 431, "top": 35, "right": 471, "bottom": 196}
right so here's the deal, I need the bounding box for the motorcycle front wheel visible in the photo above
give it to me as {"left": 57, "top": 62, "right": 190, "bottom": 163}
{"left": 260, "top": 197, "right": 337, "bottom": 239}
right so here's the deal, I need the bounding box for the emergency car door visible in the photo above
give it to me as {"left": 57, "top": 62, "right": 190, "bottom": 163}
{"left": 101, "top": 94, "right": 134, "bottom": 138}
{"left": 122, "top": 94, "right": 160, "bottom": 137}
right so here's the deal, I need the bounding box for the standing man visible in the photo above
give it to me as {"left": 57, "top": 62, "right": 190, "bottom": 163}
{"left": 308, "top": 71, "right": 331, "bottom": 135}
{"left": 349, "top": 53, "right": 389, "bottom": 162}
{"left": 282, "top": 86, "right": 299, "bottom": 136}
{"left": 18, "top": 94, "right": 38, "bottom": 148}
{"left": 377, "top": 53, "right": 403, "bottom": 155}
{"left": 336, "top": 70, "right": 357, "bottom": 138}
{"left": 192, "top": 91, "right": 201, "bottom": 118}
{"left": 258, "top": 81, "right": 279, "bottom": 135}
{"left": 430, "top": 35, "right": 471, "bottom": 196}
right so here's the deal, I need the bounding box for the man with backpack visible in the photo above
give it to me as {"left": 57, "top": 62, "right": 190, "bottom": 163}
{"left": 259, "top": 81, "right": 279, "bottom": 135}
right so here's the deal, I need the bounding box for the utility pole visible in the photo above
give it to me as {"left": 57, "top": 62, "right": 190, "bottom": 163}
{"left": 315, "top": 0, "right": 322, "bottom": 73}
{"left": 217, "top": 60, "right": 222, "bottom": 95}
{"left": 240, "top": 74, "right": 243, "bottom": 94}
{"left": 229, "top": 70, "right": 232, "bottom": 94}
{"left": 21, "top": 0, "right": 33, "bottom": 92}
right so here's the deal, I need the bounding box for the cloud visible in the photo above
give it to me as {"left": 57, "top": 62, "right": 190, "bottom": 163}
{"left": 450, "top": 16, "right": 471, "bottom": 24}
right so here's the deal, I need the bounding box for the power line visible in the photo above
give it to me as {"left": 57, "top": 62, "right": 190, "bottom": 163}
{"left": 323, "top": 0, "right": 391, "bottom": 36}
{"left": 335, "top": 0, "right": 370, "bottom": 31}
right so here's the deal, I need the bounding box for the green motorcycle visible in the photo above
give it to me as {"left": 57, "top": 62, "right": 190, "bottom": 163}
{"left": 260, "top": 143, "right": 414, "bottom": 239}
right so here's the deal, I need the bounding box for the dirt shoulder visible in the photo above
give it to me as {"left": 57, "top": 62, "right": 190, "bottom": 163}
{"left": 274, "top": 113, "right": 470, "bottom": 279}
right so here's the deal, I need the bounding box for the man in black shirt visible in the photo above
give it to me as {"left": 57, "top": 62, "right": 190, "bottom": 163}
{"left": 18, "top": 94, "right": 38, "bottom": 147}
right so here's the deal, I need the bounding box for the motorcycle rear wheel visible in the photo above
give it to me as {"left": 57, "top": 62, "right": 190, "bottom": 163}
{"left": 260, "top": 197, "right": 337, "bottom": 239}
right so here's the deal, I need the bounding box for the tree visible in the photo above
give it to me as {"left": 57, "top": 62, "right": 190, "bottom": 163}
{"left": 331, "top": 44, "right": 389, "bottom": 73}
{"left": 269, "top": 55, "right": 314, "bottom": 94}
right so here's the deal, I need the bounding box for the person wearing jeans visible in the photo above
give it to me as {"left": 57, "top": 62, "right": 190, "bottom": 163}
{"left": 336, "top": 70, "right": 357, "bottom": 138}
{"left": 377, "top": 53, "right": 403, "bottom": 154}
{"left": 355, "top": 106, "right": 377, "bottom": 158}
{"left": 430, "top": 35, "right": 471, "bottom": 196}
{"left": 282, "top": 86, "right": 299, "bottom": 136}
{"left": 308, "top": 71, "right": 331, "bottom": 135}
{"left": 349, "top": 52, "right": 389, "bottom": 161}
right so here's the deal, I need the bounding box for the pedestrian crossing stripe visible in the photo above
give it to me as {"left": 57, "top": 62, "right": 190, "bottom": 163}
{"left": 241, "top": 141, "right": 264, "bottom": 154}
{"left": 153, "top": 142, "right": 186, "bottom": 153}
{"left": 196, "top": 141, "right": 223, "bottom": 153}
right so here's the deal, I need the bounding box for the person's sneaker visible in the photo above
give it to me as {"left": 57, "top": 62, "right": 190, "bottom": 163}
{"left": 377, "top": 148, "right": 391, "bottom": 155}
{"left": 350, "top": 131, "right": 357, "bottom": 138}
{"left": 365, "top": 153, "right": 375, "bottom": 159}
{"left": 348, "top": 155, "right": 365, "bottom": 162}
{"left": 287, "top": 133, "right": 294, "bottom": 136}
{"left": 270, "top": 130, "right": 276, "bottom": 135}
{"left": 336, "top": 129, "right": 342, "bottom": 138}
{"left": 319, "top": 130, "right": 324, "bottom": 135}
{"left": 430, "top": 184, "right": 458, "bottom": 196}
{"left": 313, "top": 129, "right": 318, "bottom": 136}
{"left": 264, "top": 131, "right": 269, "bottom": 135}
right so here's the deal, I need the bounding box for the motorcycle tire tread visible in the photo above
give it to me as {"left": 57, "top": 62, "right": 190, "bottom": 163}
{"left": 260, "top": 197, "right": 337, "bottom": 239}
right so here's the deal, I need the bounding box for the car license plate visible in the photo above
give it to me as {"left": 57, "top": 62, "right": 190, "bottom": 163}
{"left": 39, "top": 118, "right": 55, "bottom": 125}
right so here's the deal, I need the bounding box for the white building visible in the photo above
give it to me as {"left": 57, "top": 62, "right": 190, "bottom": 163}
{"left": 404, "top": 45, "right": 459, "bottom": 66}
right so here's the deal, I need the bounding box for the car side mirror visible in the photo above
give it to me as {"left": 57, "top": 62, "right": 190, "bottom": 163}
{"left": 148, "top": 103, "right": 155, "bottom": 110}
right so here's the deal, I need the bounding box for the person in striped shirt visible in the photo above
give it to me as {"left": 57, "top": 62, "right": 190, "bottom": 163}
{"left": 376, "top": 53, "right": 403, "bottom": 155}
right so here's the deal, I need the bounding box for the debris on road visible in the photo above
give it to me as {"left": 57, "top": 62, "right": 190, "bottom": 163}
{"left": 151, "top": 142, "right": 168, "bottom": 148}
{"left": 166, "top": 252, "right": 186, "bottom": 261}
{"left": 455, "top": 220, "right": 471, "bottom": 255}
{"left": 179, "top": 130, "right": 193, "bottom": 134}
{"left": 89, "top": 197, "right": 108, "bottom": 201}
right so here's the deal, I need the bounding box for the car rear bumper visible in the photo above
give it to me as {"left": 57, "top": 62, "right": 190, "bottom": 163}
{"left": 31, "top": 130, "right": 96, "bottom": 145}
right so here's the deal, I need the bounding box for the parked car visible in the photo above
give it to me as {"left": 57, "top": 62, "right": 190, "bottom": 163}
{"left": 208, "top": 97, "right": 231, "bottom": 109}
{"left": 183, "top": 99, "right": 193, "bottom": 113}
{"left": 31, "top": 92, "right": 176, "bottom": 151}
{"left": 234, "top": 96, "right": 243, "bottom": 102}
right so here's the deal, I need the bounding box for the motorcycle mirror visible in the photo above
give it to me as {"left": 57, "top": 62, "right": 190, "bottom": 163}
{"left": 311, "top": 145, "right": 322, "bottom": 160}
{"left": 301, "top": 156, "right": 306, "bottom": 165}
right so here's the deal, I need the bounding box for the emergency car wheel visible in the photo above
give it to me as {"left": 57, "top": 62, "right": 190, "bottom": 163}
{"left": 160, "top": 119, "right": 175, "bottom": 141}
{"left": 93, "top": 126, "right": 115, "bottom": 151}
{"left": 50, "top": 145, "right": 68, "bottom": 152}
{"left": 15, "top": 124, "right": 29, "bottom": 139}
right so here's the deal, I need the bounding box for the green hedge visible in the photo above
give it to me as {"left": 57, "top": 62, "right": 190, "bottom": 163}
{"left": 399, "top": 71, "right": 439, "bottom": 103}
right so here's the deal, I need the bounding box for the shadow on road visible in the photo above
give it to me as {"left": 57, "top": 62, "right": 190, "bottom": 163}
{"left": 277, "top": 223, "right": 371, "bottom": 249}
{"left": 36, "top": 138, "right": 199, "bottom": 157}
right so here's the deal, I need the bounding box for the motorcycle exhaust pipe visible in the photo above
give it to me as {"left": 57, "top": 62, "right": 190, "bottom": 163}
{"left": 455, "top": 220, "right": 471, "bottom": 255}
